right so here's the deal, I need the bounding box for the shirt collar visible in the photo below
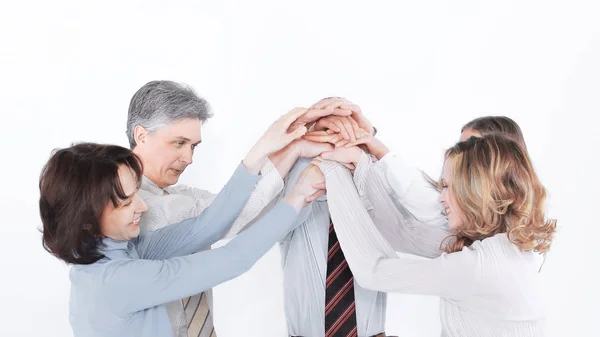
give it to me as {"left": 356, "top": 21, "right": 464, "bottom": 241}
{"left": 140, "top": 175, "right": 168, "bottom": 196}
{"left": 99, "top": 237, "right": 130, "bottom": 260}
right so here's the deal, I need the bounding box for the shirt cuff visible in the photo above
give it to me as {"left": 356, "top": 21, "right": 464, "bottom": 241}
{"left": 352, "top": 150, "right": 373, "bottom": 196}
{"left": 259, "top": 157, "right": 276, "bottom": 177}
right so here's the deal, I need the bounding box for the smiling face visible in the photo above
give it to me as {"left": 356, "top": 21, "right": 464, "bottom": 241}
{"left": 99, "top": 164, "right": 148, "bottom": 241}
{"left": 438, "top": 158, "right": 465, "bottom": 230}
{"left": 133, "top": 118, "right": 202, "bottom": 189}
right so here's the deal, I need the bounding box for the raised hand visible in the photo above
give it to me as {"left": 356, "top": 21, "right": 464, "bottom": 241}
{"left": 313, "top": 116, "right": 360, "bottom": 142}
{"left": 244, "top": 108, "right": 309, "bottom": 172}
{"left": 346, "top": 132, "right": 390, "bottom": 160}
{"left": 288, "top": 106, "right": 353, "bottom": 133}
{"left": 283, "top": 164, "right": 326, "bottom": 210}
{"left": 293, "top": 139, "right": 334, "bottom": 158}
{"left": 319, "top": 146, "right": 363, "bottom": 165}
{"left": 310, "top": 97, "right": 375, "bottom": 136}
{"left": 303, "top": 127, "right": 371, "bottom": 148}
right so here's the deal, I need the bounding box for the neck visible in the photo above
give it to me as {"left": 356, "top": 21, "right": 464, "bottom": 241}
{"left": 133, "top": 147, "right": 168, "bottom": 189}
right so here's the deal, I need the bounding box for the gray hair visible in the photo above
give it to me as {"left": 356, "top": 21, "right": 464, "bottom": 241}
{"left": 126, "top": 80, "right": 213, "bottom": 148}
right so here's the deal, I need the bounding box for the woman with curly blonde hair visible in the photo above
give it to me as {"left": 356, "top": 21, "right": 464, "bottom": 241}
{"left": 311, "top": 134, "right": 556, "bottom": 337}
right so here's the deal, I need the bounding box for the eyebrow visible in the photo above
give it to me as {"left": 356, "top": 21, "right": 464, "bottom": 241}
{"left": 174, "top": 136, "right": 202, "bottom": 144}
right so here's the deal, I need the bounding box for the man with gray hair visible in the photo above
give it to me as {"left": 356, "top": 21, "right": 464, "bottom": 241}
{"left": 127, "top": 80, "right": 345, "bottom": 337}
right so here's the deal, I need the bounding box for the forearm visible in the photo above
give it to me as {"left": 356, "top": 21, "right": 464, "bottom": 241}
{"left": 365, "top": 137, "right": 389, "bottom": 160}
{"left": 222, "top": 158, "right": 285, "bottom": 239}
{"left": 362, "top": 163, "right": 449, "bottom": 257}
{"left": 111, "top": 201, "right": 300, "bottom": 315}
{"left": 318, "top": 161, "right": 462, "bottom": 295}
{"left": 136, "top": 163, "right": 261, "bottom": 259}
{"left": 376, "top": 152, "right": 446, "bottom": 226}
{"left": 268, "top": 141, "right": 300, "bottom": 179}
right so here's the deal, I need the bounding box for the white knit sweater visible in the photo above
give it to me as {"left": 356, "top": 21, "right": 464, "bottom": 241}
{"left": 317, "top": 158, "right": 547, "bottom": 337}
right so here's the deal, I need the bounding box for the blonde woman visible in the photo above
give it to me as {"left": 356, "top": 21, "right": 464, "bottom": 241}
{"left": 309, "top": 134, "right": 556, "bottom": 337}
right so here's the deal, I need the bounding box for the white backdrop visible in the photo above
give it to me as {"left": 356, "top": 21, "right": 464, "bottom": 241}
{"left": 1, "top": 1, "right": 599, "bottom": 336}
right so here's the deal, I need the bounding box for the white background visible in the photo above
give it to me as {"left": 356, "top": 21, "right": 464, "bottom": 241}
{"left": 1, "top": 0, "right": 599, "bottom": 336}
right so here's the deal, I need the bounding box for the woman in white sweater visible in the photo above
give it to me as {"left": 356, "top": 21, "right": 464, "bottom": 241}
{"left": 309, "top": 134, "right": 557, "bottom": 337}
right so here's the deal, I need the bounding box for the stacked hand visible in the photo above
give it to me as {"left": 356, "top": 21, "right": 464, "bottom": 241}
{"left": 284, "top": 164, "right": 326, "bottom": 210}
{"left": 245, "top": 105, "right": 359, "bottom": 173}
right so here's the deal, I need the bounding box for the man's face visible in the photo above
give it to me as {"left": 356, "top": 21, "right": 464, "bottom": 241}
{"left": 135, "top": 118, "right": 202, "bottom": 188}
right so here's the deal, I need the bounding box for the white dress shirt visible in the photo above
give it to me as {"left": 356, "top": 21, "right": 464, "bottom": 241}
{"left": 275, "top": 157, "right": 386, "bottom": 337}
{"left": 273, "top": 153, "right": 446, "bottom": 337}
{"left": 318, "top": 155, "right": 547, "bottom": 337}
{"left": 137, "top": 159, "right": 284, "bottom": 337}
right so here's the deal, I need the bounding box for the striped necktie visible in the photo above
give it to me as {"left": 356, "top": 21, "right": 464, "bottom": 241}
{"left": 183, "top": 292, "right": 216, "bottom": 337}
{"left": 325, "top": 221, "right": 358, "bottom": 337}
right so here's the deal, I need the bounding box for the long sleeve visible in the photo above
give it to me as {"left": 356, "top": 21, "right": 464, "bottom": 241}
{"left": 135, "top": 163, "right": 260, "bottom": 260}
{"left": 352, "top": 151, "right": 450, "bottom": 258}
{"left": 317, "top": 160, "right": 476, "bottom": 300}
{"left": 142, "top": 158, "right": 283, "bottom": 239}
{"left": 375, "top": 152, "right": 447, "bottom": 227}
{"left": 104, "top": 200, "right": 300, "bottom": 316}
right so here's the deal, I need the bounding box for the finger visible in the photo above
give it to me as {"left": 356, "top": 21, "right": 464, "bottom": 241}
{"left": 334, "top": 139, "right": 349, "bottom": 148}
{"left": 340, "top": 103, "right": 361, "bottom": 114}
{"left": 305, "top": 130, "right": 329, "bottom": 137}
{"left": 348, "top": 116, "right": 361, "bottom": 136}
{"left": 304, "top": 107, "right": 336, "bottom": 121}
{"left": 305, "top": 189, "right": 326, "bottom": 203}
{"left": 280, "top": 107, "right": 308, "bottom": 126}
{"left": 312, "top": 182, "right": 326, "bottom": 190}
{"left": 332, "top": 108, "right": 353, "bottom": 117}
{"left": 287, "top": 125, "right": 307, "bottom": 142}
{"left": 320, "top": 151, "right": 336, "bottom": 161}
{"left": 303, "top": 134, "right": 336, "bottom": 143}
{"left": 342, "top": 163, "right": 356, "bottom": 170}
{"left": 347, "top": 135, "right": 372, "bottom": 147}
{"left": 336, "top": 118, "right": 350, "bottom": 140}
{"left": 318, "top": 119, "right": 341, "bottom": 133}
{"left": 310, "top": 97, "right": 343, "bottom": 109}
{"left": 340, "top": 117, "right": 356, "bottom": 142}
{"left": 326, "top": 129, "right": 337, "bottom": 134}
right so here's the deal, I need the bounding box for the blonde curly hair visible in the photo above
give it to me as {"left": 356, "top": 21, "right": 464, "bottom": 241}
{"left": 431, "top": 134, "right": 556, "bottom": 253}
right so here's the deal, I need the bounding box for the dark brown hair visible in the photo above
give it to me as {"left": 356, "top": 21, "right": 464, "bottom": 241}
{"left": 39, "top": 143, "right": 143, "bottom": 264}
{"left": 462, "top": 116, "right": 527, "bottom": 150}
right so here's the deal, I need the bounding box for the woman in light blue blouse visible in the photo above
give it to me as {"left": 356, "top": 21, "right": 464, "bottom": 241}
{"left": 38, "top": 108, "right": 326, "bottom": 337}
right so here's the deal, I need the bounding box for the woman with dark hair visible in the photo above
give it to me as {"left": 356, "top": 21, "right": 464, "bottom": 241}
{"left": 39, "top": 108, "right": 325, "bottom": 337}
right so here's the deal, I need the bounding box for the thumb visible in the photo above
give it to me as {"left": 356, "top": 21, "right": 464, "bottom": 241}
{"left": 287, "top": 125, "right": 307, "bottom": 142}
{"left": 346, "top": 135, "right": 371, "bottom": 147}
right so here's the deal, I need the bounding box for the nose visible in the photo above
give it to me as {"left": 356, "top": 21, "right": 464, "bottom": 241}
{"left": 134, "top": 193, "right": 148, "bottom": 213}
{"left": 180, "top": 147, "right": 193, "bottom": 165}
{"left": 438, "top": 189, "right": 445, "bottom": 204}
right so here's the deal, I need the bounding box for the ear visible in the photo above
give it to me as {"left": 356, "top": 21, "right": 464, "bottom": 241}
{"left": 134, "top": 125, "right": 148, "bottom": 146}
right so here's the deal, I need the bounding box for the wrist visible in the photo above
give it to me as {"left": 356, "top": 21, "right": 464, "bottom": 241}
{"left": 243, "top": 146, "right": 267, "bottom": 174}
{"left": 283, "top": 192, "right": 306, "bottom": 212}
{"left": 351, "top": 147, "right": 363, "bottom": 165}
{"left": 369, "top": 139, "right": 389, "bottom": 160}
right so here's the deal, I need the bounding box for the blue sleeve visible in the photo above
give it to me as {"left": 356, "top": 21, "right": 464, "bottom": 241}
{"left": 133, "top": 163, "right": 261, "bottom": 260}
{"left": 102, "top": 201, "right": 300, "bottom": 315}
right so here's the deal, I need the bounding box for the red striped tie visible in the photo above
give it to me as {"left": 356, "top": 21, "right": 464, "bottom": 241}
{"left": 325, "top": 221, "right": 358, "bottom": 337}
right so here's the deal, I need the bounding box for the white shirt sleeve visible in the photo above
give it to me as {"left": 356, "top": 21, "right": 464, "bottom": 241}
{"left": 317, "top": 160, "right": 476, "bottom": 300}
{"left": 351, "top": 151, "right": 449, "bottom": 258}
{"left": 375, "top": 152, "right": 447, "bottom": 227}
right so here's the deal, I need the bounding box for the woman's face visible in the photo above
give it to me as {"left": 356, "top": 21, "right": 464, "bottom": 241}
{"left": 99, "top": 164, "right": 148, "bottom": 241}
{"left": 439, "top": 159, "right": 465, "bottom": 230}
